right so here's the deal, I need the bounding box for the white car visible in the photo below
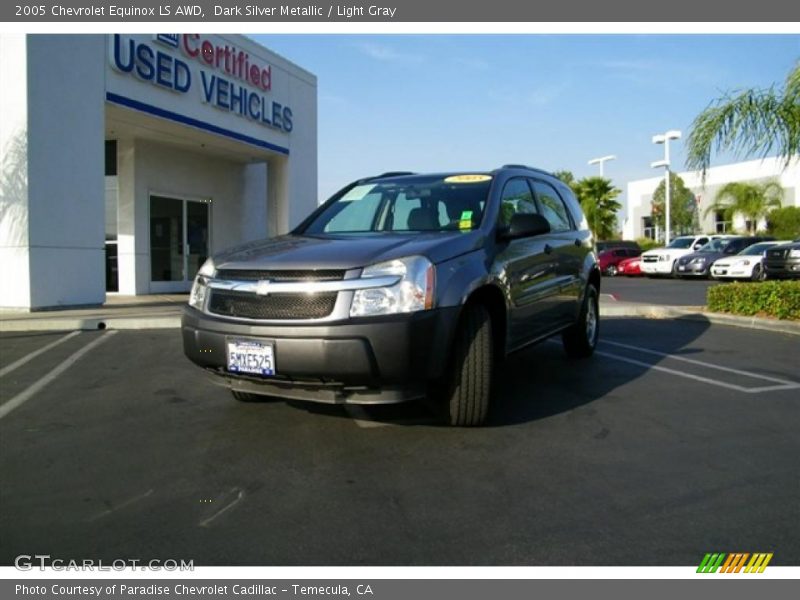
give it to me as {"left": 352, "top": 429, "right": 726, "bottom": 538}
{"left": 640, "top": 235, "right": 731, "bottom": 276}
{"left": 710, "top": 240, "right": 791, "bottom": 281}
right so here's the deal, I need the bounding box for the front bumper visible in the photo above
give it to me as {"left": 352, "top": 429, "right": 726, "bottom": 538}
{"left": 181, "top": 305, "right": 460, "bottom": 404}
{"left": 641, "top": 259, "right": 673, "bottom": 275}
{"left": 765, "top": 259, "right": 800, "bottom": 279}
{"left": 675, "top": 261, "right": 710, "bottom": 277}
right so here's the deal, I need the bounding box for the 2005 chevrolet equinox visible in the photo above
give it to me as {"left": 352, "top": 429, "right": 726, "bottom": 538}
{"left": 182, "top": 166, "right": 601, "bottom": 426}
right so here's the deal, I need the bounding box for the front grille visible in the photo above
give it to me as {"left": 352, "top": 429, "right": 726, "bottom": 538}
{"left": 642, "top": 256, "right": 658, "bottom": 263}
{"left": 216, "top": 269, "right": 346, "bottom": 282}
{"left": 766, "top": 249, "right": 788, "bottom": 261}
{"left": 208, "top": 290, "right": 337, "bottom": 320}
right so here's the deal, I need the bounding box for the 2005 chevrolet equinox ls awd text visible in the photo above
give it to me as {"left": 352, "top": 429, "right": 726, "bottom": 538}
{"left": 182, "top": 166, "right": 601, "bottom": 426}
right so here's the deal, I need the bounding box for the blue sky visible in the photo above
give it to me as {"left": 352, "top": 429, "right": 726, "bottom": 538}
{"left": 252, "top": 34, "right": 799, "bottom": 208}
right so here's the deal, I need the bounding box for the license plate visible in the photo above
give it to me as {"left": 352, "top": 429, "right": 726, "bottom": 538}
{"left": 226, "top": 339, "right": 275, "bottom": 376}
{"left": 678, "top": 265, "right": 686, "bottom": 271}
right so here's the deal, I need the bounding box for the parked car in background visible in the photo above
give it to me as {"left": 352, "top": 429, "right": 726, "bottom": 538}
{"left": 596, "top": 240, "right": 642, "bottom": 253}
{"left": 640, "top": 235, "right": 728, "bottom": 277}
{"left": 617, "top": 255, "right": 643, "bottom": 276}
{"left": 710, "top": 240, "right": 790, "bottom": 281}
{"left": 598, "top": 247, "right": 641, "bottom": 276}
{"left": 764, "top": 241, "right": 800, "bottom": 279}
{"left": 675, "top": 236, "right": 774, "bottom": 279}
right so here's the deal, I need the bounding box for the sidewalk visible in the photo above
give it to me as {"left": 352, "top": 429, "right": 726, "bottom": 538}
{"left": 1, "top": 294, "right": 798, "bottom": 336}
{"left": 0, "top": 294, "right": 186, "bottom": 332}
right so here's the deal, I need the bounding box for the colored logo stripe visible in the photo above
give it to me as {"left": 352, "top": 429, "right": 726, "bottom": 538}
{"left": 697, "top": 552, "right": 773, "bottom": 573}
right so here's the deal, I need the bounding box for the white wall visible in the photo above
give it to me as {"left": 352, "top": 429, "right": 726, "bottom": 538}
{"left": 1, "top": 34, "right": 106, "bottom": 310}
{"left": 0, "top": 34, "right": 31, "bottom": 308}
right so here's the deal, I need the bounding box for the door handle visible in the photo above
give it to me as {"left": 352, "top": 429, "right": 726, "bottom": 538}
{"left": 544, "top": 244, "right": 553, "bottom": 255}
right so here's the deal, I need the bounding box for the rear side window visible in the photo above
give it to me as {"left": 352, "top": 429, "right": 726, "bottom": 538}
{"left": 499, "top": 178, "right": 537, "bottom": 226}
{"left": 531, "top": 180, "right": 573, "bottom": 232}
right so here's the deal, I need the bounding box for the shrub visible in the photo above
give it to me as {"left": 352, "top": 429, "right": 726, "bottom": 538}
{"left": 635, "top": 238, "right": 661, "bottom": 252}
{"left": 707, "top": 281, "right": 800, "bottom": 320}
{"left": 767, "top": 206, "right": 800, "bottom": 240}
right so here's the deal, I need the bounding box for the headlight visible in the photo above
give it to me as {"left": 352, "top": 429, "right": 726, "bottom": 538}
{"left": 742, "top": 260, "right": 751, "bottom": 266}
{"left": 189, "top": 258, "right": 215, "bottom": 310}
{"left": 658, "top": 254, "right": 670, "bottom": 262}
{"left": 691, "top": 257, "right": 706, "bottom": 264}
{"left": 350, "top": 256, "right": 435, "bottom": 317}
{"left": 790, "top": 249, "right": 800, "bottom": 258}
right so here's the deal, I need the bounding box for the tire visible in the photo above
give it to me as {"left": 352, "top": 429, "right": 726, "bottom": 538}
{"left": 562, "top": 285, "right": 599, "bottom": 359}
{"left": 444, "top": 303, "right": 493, "bottom": 427}
{"left": 606, "top": 265, "right": 618, "bottom": 277}
{"left": 751, "top": 264, "right": 766, "bottom": 282}
{"left": 231, "top": 390, "right": 267, "bottom": 402}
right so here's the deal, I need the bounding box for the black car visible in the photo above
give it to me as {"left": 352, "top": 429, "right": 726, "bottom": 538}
{"left": 675, "top": 236, "right": 774, "bottom": 278}
{"left": 182, "top": 166, "right": 601, "bottom": 426}
{"left": 764, "top": 241, "right": 800, "bottom": 279}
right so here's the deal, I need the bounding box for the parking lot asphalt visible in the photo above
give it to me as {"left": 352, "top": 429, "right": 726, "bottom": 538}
{"left": 1, "top": 318, "right": 799, "bottom": 566}
{"left": 602, "top": 276, "right": 718, "bottom": 306}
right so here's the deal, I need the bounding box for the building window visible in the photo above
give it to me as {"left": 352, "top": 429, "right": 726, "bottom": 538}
{"left": 714, "top": 210, "right": 730, "bottom": 233}
{"left": 642, "top": 216, "right": 655, "bottom": 240}
{"left": 105, "top": 140, "right": 117, "bottom": 176}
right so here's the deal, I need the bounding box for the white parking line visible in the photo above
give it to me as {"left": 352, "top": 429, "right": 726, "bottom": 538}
{"left": 0, "top": 331, "right": 81, "bottom": 378}
{"left": 86, "top": 489, "right": 154, "bottom": 522}
{"left": 596, "top": 340, "right": 800, "bottom": 394}
{"left": 199, "top": 487, "right": 244, "bottom": 527}
{"left": 0, "top": 331, "right": 118, "bottom": 420}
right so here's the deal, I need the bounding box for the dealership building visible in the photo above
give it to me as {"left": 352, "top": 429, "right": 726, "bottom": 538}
{"left": 624, "top": 157, "right": 800, "bottom": 241}
{"left": 0, "top": 34, "right": 317, "bottom": 310}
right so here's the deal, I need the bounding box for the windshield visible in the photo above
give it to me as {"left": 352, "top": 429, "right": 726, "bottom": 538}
{"left": 302, "top": 175, "right": 491, "bottom": 234}
{"left": 666, "top": 237, "right": 695, "bottom": 249}
{"left": 699, "top": 238, "right": 736, "bottom": 253}
{"left": 738, "top": 242, "right": 775, "bottom": 256}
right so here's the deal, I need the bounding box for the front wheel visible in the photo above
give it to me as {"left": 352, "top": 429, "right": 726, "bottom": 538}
{"left": 444, "top": 303, "right": 493, "bottom": 427}
{"left": 751, "top": 264, "right": 766, "bottom": 282}
{"left": 563, "top": 285, "right": 599, "bottom": 358}
{"left": 606, "top": 265, "right": 618, "bottom": 277}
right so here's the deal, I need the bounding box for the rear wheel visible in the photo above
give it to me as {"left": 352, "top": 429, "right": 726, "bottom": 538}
{"left": 606, "top": 265, "right": 618, "bottom": 277}
{"left": 444, "top": 303, "right": 493, "bottom": 427}
{"left": 562, "top": 285, "right": 599, "bottom": 358}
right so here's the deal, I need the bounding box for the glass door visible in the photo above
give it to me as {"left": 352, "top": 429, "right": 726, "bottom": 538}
{"left": 150, "top": 195, "right": 210, "bottom": 292}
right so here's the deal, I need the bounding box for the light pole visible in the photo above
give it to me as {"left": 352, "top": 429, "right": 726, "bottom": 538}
{"left": 588, "top": 155, "right": 616, "bottom": 178}
{"left": 651, "top": 130, "right": 681, "bottom": 245}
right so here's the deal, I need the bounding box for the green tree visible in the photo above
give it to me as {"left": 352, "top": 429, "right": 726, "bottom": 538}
{"left": 650, "top": 173, "right": 698, "bottom": 235}
{"left": 704, "top": 180, "right": 783, "bottom": 234}
{"left": 553, "top": 170, "right": 577, "bottom": 189}
{"left": 767, "top": 206, "right": 800, "bottom": 239}
{"left": 686, "top": 62, "right": 800, "bottom": 177}
{"left": 573, "top": 177, "right": 621, "bottom": 240}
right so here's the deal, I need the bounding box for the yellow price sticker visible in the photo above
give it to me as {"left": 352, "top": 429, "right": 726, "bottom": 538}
{"left": 444, "top": 174, "right": 492, "bottom": 184}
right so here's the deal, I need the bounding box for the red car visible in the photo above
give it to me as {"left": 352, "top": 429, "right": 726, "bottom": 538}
{"left": 617, "top": 255, "right": 643, "bottom": 276}
{"left": 598, "top": 248, "right": 641, "bottom": 276}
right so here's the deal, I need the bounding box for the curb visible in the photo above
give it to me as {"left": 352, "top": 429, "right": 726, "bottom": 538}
{"left": 0, "top": 315, "right": 181, "bottom": 333}
{"left": 599, "top": 303, "right": 800, "bottom": 336}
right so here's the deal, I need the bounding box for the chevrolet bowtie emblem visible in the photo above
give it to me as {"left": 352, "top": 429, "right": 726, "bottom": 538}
{"left": 256, "top": 280, "right": 272, "bottom": 296}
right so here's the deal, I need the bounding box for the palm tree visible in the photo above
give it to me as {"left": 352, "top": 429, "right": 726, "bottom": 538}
{"left": 686, "top": 62, "right": 800, "bottom": 178}
{"left": 703, "top": 181, "right": 783, "bottom": 234}
{"left": 573, "top": 177, "right": 621, "bottom": 240}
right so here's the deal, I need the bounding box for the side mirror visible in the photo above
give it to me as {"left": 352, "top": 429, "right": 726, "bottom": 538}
{"left": 500, "top": 213, "right": 551, "bottom": 240}
{"left": 693, "top": 243, "right": 703, "bottom": 250}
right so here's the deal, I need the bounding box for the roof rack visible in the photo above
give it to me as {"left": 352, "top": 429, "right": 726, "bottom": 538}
{"left": 374, "top": 171, "right": 416, "bottom": 178}
{"left": 499, "top": 164, "right": 553, "bottom": 176}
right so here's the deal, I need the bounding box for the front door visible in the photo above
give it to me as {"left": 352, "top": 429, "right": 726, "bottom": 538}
{"left": 149, "top": 195, "right": 210, "bottom": 293}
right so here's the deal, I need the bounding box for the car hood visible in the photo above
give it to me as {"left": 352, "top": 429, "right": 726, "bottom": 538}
{"left": 213, "top": 231, "right": 485, "bottom": 271}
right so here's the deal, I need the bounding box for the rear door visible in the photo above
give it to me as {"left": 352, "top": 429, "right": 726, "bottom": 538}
{"left": 529, "top": 178, "right": 583, "bottom": 322}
